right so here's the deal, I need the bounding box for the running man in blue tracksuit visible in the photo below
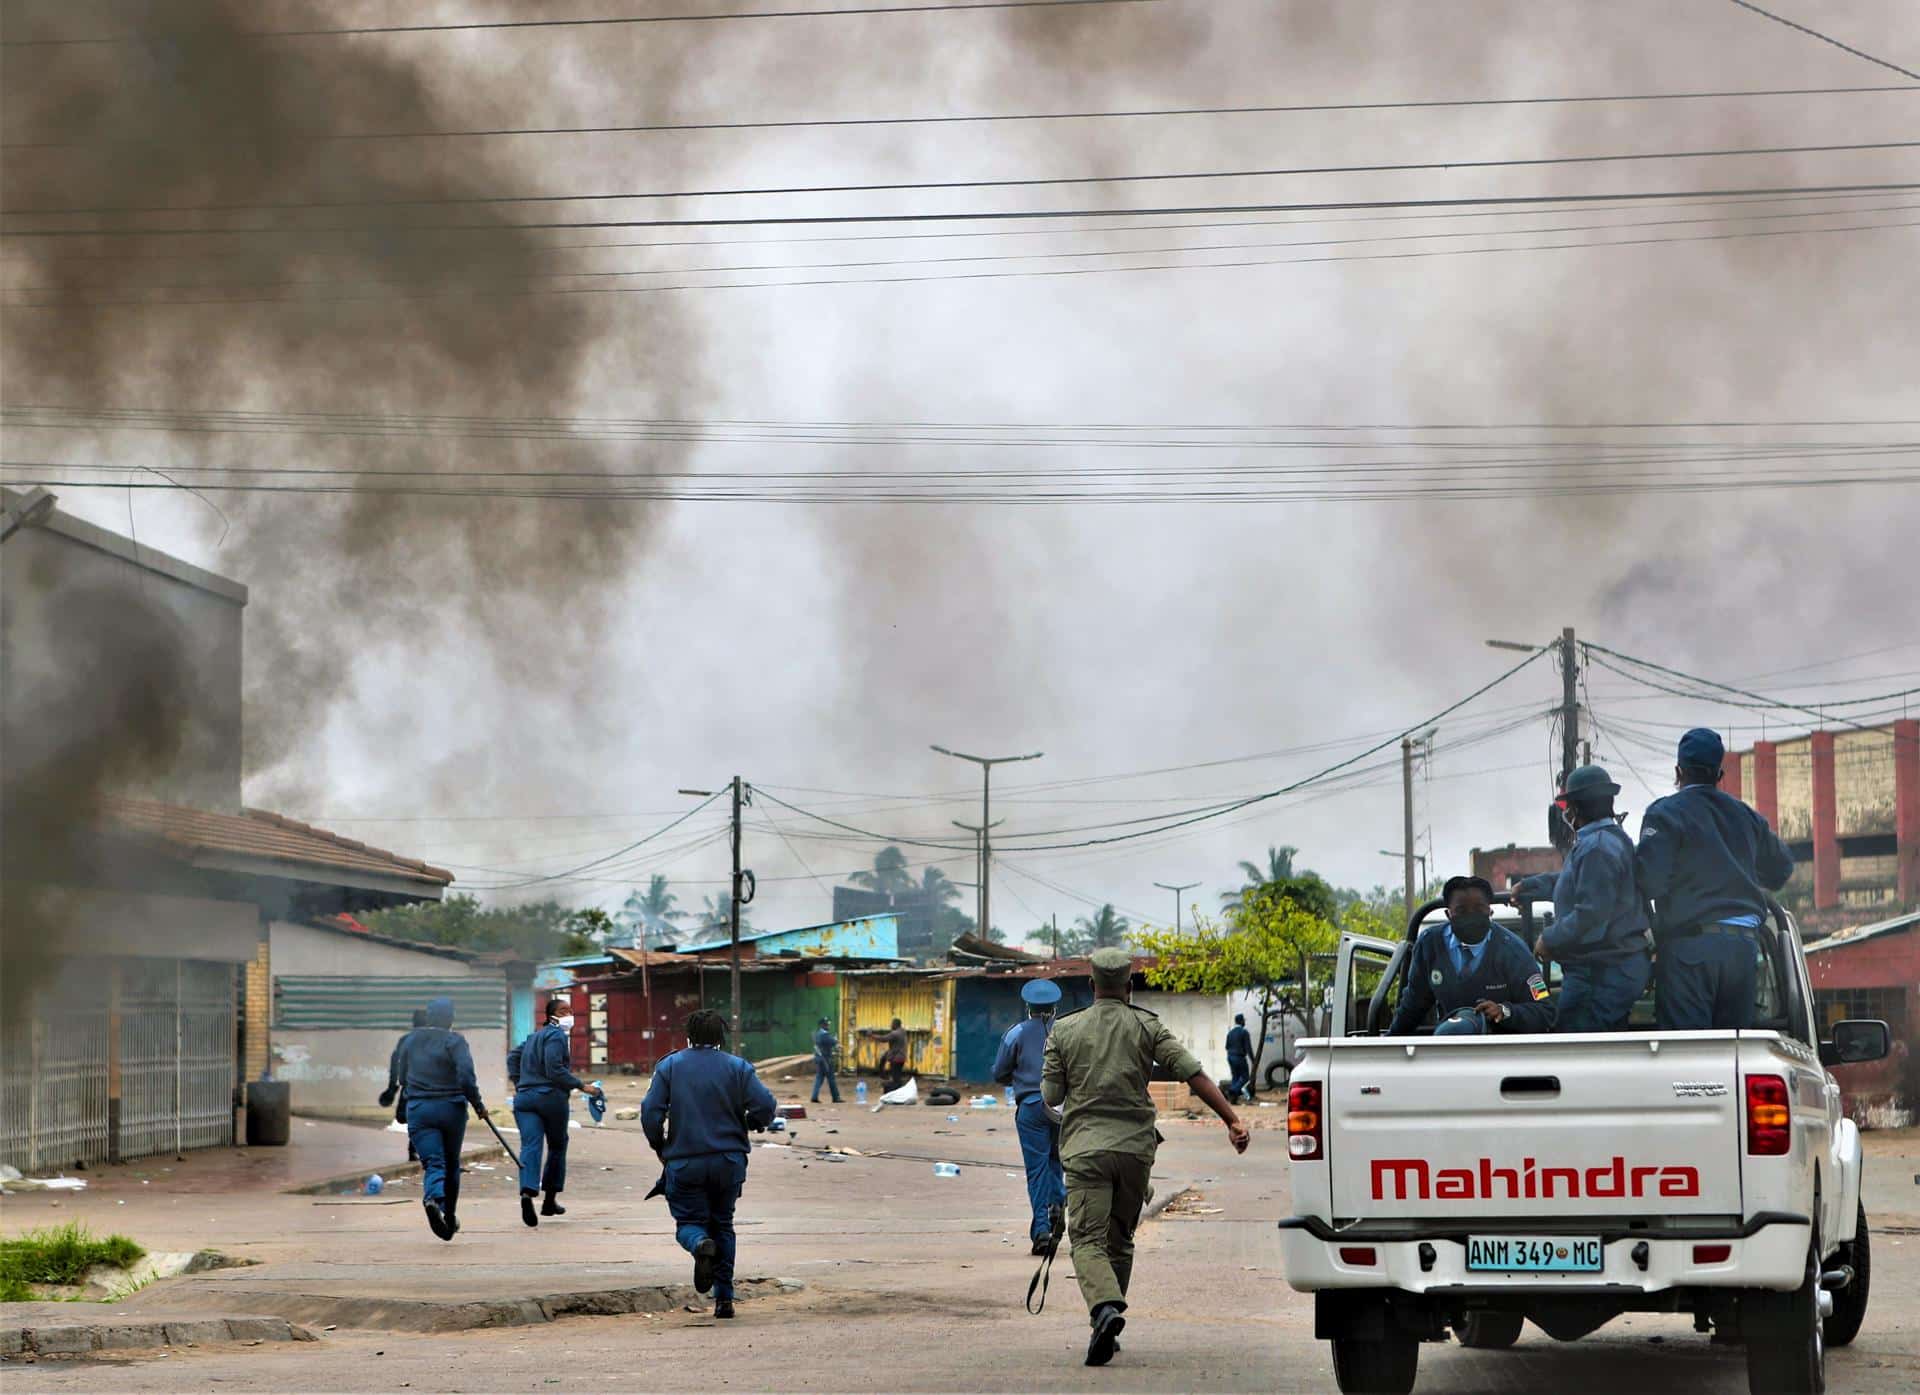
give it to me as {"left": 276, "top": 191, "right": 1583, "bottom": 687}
{"left": 1224, "top": 1015, "right": 1254, "bottom": 1101}
{"left": 993, "top": 978, "right": 1067, "bottom": 1255}
{"left": 1636, "top": 727, "right": 1795, "bottom": 1029}
{"left": 403, "top": 995, "right": 492, "bottom": 1241}
{"left": 1388, "top": 875, "right": 1549, "bottom": 1035}
{"left": 506, "top": 999, "right": 605, "bottom": 1228}
{"left": 641, "top": 1010, "right": 777, "bottom": 1319}
{"left": 1513, "top": 765, "right": 1654, "bottom": 1034}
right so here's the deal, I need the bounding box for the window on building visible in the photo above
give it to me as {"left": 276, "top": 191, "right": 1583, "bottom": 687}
{"left": 1814, "top": 986, "right": 1908, "bottom": 1035}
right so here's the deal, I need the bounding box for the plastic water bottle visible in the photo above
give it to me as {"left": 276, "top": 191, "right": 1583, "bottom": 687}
{"left": 366, "top": 1173, "right": 384, "bottom": 1196}
{"left": 855, "top": 1080, "right": 868, "bottom": 1104}
{"left": 1004, "top": 1085, "right": 1015, "bottom": 1107}
{"left": 932, "top": 1162, "right": 961, "bottom": 1178}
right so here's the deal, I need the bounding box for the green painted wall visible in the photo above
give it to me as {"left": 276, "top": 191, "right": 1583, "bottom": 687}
{"left": 702, "top": 971, "right": 839, "bottom": 1064}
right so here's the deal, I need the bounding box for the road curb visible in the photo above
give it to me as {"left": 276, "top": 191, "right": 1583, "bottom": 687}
{"left": 1144, "top": 1179, "right": 1192, "bottom": 1222}
{"left": 284, "top": 1145, "right": 497, "bottom": 1196}
{"left": 0, "top": 1315, "right": 315, "bottom": 1361}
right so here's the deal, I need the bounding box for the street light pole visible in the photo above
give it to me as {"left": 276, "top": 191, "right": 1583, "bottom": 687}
{"left": 931, "top": 746, "right": 1042, "bottom": 945}
{"left": 1153, "top": 881, "right": 1200, "bottom": 935}
{"left": 952, "top": 819, "right": 1002, "bottom": 944}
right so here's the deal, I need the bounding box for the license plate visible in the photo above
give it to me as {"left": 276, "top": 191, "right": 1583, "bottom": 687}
{"left": 1465, "top": 1236, "right": 1603, "bottom": 1272}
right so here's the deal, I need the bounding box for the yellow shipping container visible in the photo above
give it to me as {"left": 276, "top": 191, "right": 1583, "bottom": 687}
{"left": 839, "top": 974, "right": 956, "bottom": 1080}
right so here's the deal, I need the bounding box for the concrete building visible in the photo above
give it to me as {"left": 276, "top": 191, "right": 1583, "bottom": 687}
{"left": 0, "top": 489, "right": 450, "bottom": 1171}
{"left": 1805, "top": 909, "right": 1920, "bottom": 1121}
{"left": 1730, "top": 723, "right": 1920, "bottom": 934}
{"left": 268, "top": 917, "right": 517, "bottom": 1119}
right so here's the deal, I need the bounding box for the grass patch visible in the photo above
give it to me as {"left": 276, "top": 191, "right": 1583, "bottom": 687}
{"left": 0, "top": 1223, "right": 146, "bottom": 1292}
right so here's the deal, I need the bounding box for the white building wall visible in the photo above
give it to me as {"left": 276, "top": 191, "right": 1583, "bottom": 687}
{"left": 1132, "top": 990, "right": 1237, "bottom": 1081}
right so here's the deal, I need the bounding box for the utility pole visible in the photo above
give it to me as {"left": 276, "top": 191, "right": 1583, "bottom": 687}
{"left": 952, "top": 818, "right": 1003, "bottom": 940}
{"left": 1559, "top": 626, "right": 1580, "bottom": 787}
{"left": 1401, "top": 737, "right": 1417, "bottom": 918}
{"left": 1154, "top": 881, "right": 1199, "bottom": 935}
{"left": 932, "top": 746, "right": 1042, "bottom": 948}
{"left": 1051, "top": 913, "right": 1059, "bottom": 959}
{"left": 728, "top": 775, "right": 745, "bottom": 1045}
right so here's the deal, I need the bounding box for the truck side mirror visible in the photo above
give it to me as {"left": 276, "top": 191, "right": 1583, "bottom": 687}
{"left": 1819, "top": 1019, "right": 1890, "bottom": 1067}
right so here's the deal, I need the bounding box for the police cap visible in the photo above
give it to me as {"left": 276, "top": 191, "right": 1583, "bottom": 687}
{"left": 1677, "top": 727, "right": 1725, "bottom": 771}
{"left": 1020, "top": 978, "right": 1062, "bottom": 1006}
{"left": 1088, "top": 946, "right": 1133, "bottom": 992}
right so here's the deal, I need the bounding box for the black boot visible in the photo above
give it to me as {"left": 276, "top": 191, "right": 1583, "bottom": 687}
{"left": 521, "top": 1192, "right": 539, "bottom": 1228}
{"left": 693, "top": 1238, "right": 717, "bottom": 1294}
{"left": 444, "top": 1205, "right": 460, "bottom": 1240}
{"left": 541, "top": 1192, "right": 566, "bottom": 1216}
{"left": 1086, "top": 1303, "right": 1127, "bottom": 1367}
{"left": 424, "top": 1199, "right": 451, "bottom": 1241}
{"left": 714, "top": 1297, "right": 736, "bottom": 1320}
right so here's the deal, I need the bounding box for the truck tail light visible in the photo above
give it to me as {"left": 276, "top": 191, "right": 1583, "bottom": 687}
{"left": 1288, "top": 1081, "right": 1323, "bottom": 1160}
{"left": 1746, "top": 1074, "right": 1790, "bottom": 1155}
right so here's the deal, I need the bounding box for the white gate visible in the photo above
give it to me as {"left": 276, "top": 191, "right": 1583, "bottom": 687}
{"left": 117, "top": 959, "right": 235, "bottom": 1161}
{"left": 0, "top": 961, "right": 110, "bottom": 1172}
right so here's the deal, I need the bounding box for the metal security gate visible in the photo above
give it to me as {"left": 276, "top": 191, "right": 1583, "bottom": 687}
{"left": 0, "top": 961, "right": 110, "bottom": 1173}
{"left": 118, "top": 959, "right": 236, "bottom": 1161}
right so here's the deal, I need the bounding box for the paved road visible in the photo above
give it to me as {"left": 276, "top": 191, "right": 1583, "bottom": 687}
{"left": 7, "top": 1095, "right": 1918, "bottom": 1392}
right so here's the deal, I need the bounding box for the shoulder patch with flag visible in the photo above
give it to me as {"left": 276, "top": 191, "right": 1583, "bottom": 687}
{"left": 1527, "top": 972, "right": 1550, "bottom": 1001}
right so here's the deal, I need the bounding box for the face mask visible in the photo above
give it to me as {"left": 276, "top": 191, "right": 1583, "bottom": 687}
{"left": 1449, "top": 911, "right": 1493, "bottom": 945}
{"left": 554, "top": 1015, "right": 575, "bottom": 1031}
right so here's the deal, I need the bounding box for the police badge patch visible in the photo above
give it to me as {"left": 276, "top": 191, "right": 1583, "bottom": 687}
{"left": 1527, "top": 972, "right": 1549, "bottom": 1001}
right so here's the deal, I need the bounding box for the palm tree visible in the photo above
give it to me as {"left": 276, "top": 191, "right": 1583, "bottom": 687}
{"left": 618, "top": 874, "right": 684, "bottom": 946}
{"left": 917, "top": 864, "right": 962, "bottom": 906}
{"left": 700, "top": 892, "right": 752, "bottom": 938}
{"left": 850, "top": 845, "right": 915, "bottom": 896}
{"left": 1222, "top": 844, "right": 1299, "bottom": 908}
{"left": 1060, "top": 903, "right": 1131, "bottom": 955}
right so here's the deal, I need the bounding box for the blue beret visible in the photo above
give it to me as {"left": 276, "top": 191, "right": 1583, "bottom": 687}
{"left": 1021, "top": 978, "right": 1062, "bottom": 1005}
{"left": 1677, "top": 727, "right": 1725, "bottom": 769}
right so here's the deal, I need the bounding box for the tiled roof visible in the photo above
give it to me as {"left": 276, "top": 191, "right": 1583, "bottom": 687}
{"left": 103, "top": 796, "right": 453, "bottom": 889}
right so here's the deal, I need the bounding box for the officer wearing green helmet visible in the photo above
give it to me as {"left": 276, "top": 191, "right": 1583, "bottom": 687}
{"left": 1041, "top": 946, "right": 1250, "bottom": 1367}
{"left": 1510, "top": 764, "right": 1653, "bottom": 1033}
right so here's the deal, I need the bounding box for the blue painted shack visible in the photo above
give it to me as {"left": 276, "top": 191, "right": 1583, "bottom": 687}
{"left": 669, "top": 913, "right": 900, "bottom": 961}
{"left": 945, "top": 967, "right": 1098, "bottom": 1083}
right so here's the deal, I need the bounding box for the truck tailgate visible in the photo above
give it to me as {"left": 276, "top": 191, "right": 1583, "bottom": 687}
{"left": 1325, "top": 1035, "right": 1742, "bottom": 1219}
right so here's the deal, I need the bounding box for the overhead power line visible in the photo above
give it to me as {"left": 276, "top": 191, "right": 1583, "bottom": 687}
{"left": 469, "top": 788, "right": 724, "bottom": 890}
{"left": 6, "top": 181, "right": 1916, "bottom": 239}
{"left": 1581, "top": 644, "right": 1920, "bottom": 736}
{"left": 0, "top": 0, "right": 1171, "bottom": 45}
{"left": 13, "top": 140, "right": 1918, "bottom": 217}
{"left": 1724, "top": 0, "right": 1920, "bottom": 82}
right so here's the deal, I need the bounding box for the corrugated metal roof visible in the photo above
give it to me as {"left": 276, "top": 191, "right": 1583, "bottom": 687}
{"left": 1804, "top": 908, "right": 1920, "bottom": 954}
{"left": 105, "top": 796, "right": 454, "bottom": 889}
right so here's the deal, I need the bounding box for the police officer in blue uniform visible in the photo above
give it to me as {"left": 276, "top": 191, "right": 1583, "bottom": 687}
{"left": 1223, "top": 1014, "right": 1254, "bottom": 1101}
{"left": 1388, "top": 875, "right": 1548, "bottom": 1035}
{"left": 809, "top": 1017, "right": 842, "bottom": 1104}
{"left": 507, "top": 1000, "right": 605, "bottom": 1228}
{"left": 1512, "top": 766, "right": 1653, "bottom": 1033}
{"left": 994, "top": 978, "right": 1067, "bottom": 1255}
{"left": 641, "top": 1010, "right": 778, "bottom": 1320}
{"left": 1636, "top": 727, "right": 1795, "bottom": 1030}
{"left": 378, "top": 1007, "right": 428, "bottom": 1161}
{"left": 403, "top": 995, "right": 491, "bottom": 1241}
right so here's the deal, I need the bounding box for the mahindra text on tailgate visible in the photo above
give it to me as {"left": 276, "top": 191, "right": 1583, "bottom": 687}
{"left": 1326, "top": 1037, "right": 1742, "bottom": 1219}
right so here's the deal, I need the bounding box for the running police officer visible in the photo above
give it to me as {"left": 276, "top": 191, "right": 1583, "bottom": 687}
{"left": 403, "top": 995, "right": 491, "bottom": 1241}
{"left": 506, "top": 999, "right": 604, "bottom": 1227}
{"left": 1636, "top": 727, "right": 1795, "bottom": 1029}
{"left": 993, "top": 978, "right": 1066, "bottom": 1255}
{"left": 1041, "top": 946, "right": 1249, "bottom": 1367}
{"left": 1224, "top": 1014, "right": 1253, "bottom": 1101}
{"left": 1511, "top": 765, "right": 1653, "bottom": 1033}
{"left": 378, "top": 1007, "right": 428, "bottom": 1161}
{"left": 1388, "top": 875, "right": 1548, "bottom": 1035}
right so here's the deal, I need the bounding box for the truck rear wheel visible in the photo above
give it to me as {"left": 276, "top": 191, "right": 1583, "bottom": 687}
{"left": 1824, "top": 1200, "right": 1870, "bottom": 1348}
{"left": 1331, "top": 1335, "right": 1418, "bottom": 1395}
{"left": 1456, "top": 1311, "right": 1524, "bottom": 1348}
{"left": 1744, "top": 1233, "right": 1825, "bottom": 1395}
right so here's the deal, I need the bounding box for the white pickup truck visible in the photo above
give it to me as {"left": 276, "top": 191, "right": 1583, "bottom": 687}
{"left": 1277, "top": 895, "right": 1891, "bottom": 1395}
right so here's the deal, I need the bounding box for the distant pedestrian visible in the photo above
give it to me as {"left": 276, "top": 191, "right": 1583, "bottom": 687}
{"left": 378, "top": 1007, "right": 428, "bottom": 1161}
{"left": 1636, "top": 728, "right": 1795, "bottom": 1030}
{"left": 507, "top": 999, "right": 605, "bottom": 1227}
{"left": 862, "top": 1017, "right": 910, "bottom": 1090}
{"left": 993, "top": 979, "right": 1066, "bottom": 1254}
{"left": 1512, "top": 765, "right": 1653, "bottom": 1033}
{"left": 402, "top": 996, "right": 492, "bottom": 1241}
{"left": 810, "top": 1017, "right": 842, "bottom": 1104}
{"left": 1224, "top": 1013, "right": 1253, "bottom": 1101}
{"left": 1042, "top": 947, "right": 1250, "bottom": 1367}
{"left": 641, "top": 1009, "right": 777, "bottom": 1320}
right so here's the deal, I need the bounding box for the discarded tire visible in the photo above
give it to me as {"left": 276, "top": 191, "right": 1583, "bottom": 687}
{"left": 924, "top": 1087, "right": 961, "bottom": 1106}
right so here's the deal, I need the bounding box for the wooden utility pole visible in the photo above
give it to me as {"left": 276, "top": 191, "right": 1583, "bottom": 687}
{"left": 1401, "top": 737, "right": 1418, "bottom": 919}
{"left": 1560, "top": 626, "right": 1581, "bottom": 785}
{"left": 729, "top": 775, "right": 744, "bottom": 1044}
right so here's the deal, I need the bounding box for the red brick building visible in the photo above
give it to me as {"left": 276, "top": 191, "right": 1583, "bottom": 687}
{"left": 1804, "top": 910, "right": 1919, "bottom": 1121}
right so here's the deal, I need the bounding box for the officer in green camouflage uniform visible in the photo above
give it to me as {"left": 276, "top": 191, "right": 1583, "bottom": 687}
{"left": 1042, "top": 946, "right": 1251, "bottom": 1367}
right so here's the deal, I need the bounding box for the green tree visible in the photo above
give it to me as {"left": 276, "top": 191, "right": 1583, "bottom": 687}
{"left": 562, "top": 907, "right": 616, "bottom": 955}
{"left": 618, "top": 874, "right": 684, "bottom": 945}
{"left": 363, "top": 894, "right": 582, "bottom": 960}
{"left": 1136, "top": 881, "right": 1339, "bottom": 1095}
{"left": 1221, "top": 844, "right": 1299, "bottom": 908}
{"left": 1057, "top": 903, "right": 1131, "bottom": 956}
{"left": 698, "top": 892, "right": 753, "bottom": 938}
{"left": 850, "top": 845, "right": 914, "bottom": 896}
